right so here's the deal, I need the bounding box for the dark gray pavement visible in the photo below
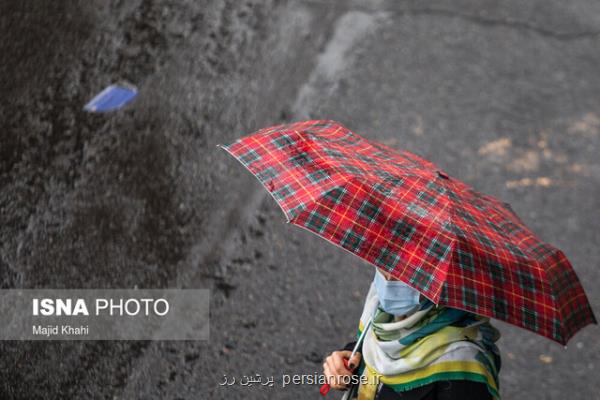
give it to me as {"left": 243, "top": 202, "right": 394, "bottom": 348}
{"left": 1, "top": 1, "right": 599, "bottom": 399}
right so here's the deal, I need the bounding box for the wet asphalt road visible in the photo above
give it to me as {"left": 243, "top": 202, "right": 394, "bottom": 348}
{"left": 1, "top": 1, "right": 599, "bottom": 399}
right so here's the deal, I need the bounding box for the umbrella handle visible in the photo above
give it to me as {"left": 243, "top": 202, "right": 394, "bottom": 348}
{"left": 320, "top": 358, "right": 353, "bottom": 396}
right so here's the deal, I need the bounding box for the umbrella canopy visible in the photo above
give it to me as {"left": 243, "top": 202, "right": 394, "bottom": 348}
{"left": 218, "top": 119, "right": 596, "bottom": 345}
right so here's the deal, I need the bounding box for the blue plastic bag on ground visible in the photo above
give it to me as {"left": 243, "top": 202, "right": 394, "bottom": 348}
{"left": 84, "top": 84, "right": 138, "bottom": 112}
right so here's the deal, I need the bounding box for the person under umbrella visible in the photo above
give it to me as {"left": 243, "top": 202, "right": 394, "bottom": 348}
{"left": 323, "top": 267, "right": 501, "bottom": 400}
{"left": 219, "top": 119, "right": 596, "bottom": 400}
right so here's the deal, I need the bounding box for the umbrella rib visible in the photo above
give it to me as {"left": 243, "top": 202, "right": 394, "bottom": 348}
{"left": 289, "top": 124, "right": 360, "bottom": 217}
{"left": 257, "top": 129, "right": 320, "bottom": 220}
{"left": 402, "top": 194, "right": 454, "bottom": 302}
{"left": 218, "top": 143, "right": 296, "bottom": 223}
{"left": 361, "top": 174, "right": 427, "bottom": 276}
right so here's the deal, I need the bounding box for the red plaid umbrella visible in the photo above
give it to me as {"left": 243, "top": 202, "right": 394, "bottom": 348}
{"left": 219, "top": 119, "right": 596, "bottom": 344}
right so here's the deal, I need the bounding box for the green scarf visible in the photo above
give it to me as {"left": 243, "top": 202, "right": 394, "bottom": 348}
{"left": 350, "top": 282, "right": 501, "bottom": 400}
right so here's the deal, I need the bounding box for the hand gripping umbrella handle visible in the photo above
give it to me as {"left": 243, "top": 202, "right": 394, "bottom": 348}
{"left": 320, "top": 358, "right": 353, "bottom": 396}
{"left": 319, "top": 314, "right": 374, "bottom": 396}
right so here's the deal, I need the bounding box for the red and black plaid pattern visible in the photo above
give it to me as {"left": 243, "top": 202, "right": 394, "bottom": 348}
{"left": 220, "top": 119, "right": 596, "bottom": 344}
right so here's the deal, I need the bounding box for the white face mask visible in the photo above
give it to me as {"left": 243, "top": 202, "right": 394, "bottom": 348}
{"left": 373, "top": 269, "right": 421, "bottom": 316}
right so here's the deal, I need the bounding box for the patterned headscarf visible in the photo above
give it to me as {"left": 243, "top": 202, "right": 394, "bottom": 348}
{"left": 349, "top": 280, "right": 501, "bottom": 400}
